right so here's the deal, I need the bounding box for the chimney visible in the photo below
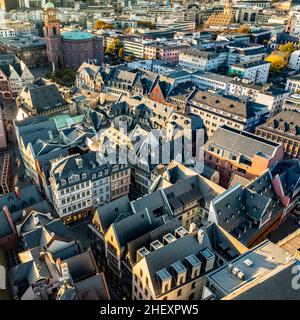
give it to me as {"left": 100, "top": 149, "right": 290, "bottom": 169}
{"left": 56, "top": 258, "right": 62, "bottom": 273}
{"left": 14, "top": 187, "right": 20, "bottom": 200}
{"left": 189, "top": 222, "right": 197, "bottom": 234}
{"left": 33, "top": 213, "right": 39, "bottom": 226}
{"left": 197, "top": 228, "right": 205, "bottom": 245}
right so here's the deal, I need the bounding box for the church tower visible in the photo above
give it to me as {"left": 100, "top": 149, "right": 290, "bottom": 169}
{"left": 44, "top": 1, "right": 63, "bottom": 69}
{"left": 224, "top": 0, "right": 233, "bottom": 15}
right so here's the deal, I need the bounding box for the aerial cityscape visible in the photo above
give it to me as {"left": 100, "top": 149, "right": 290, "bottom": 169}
{"left": 0, "top": 0, "right": 299, "bottom": 304}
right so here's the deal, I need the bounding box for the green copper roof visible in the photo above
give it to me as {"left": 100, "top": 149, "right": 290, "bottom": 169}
{"left": 61, "top": 31, "right": 94, "bottom": 41}
{"left": 51, "top": 114, "right": 85, "bottom": 129}
{"left": 44, "top": 1, "right": 55, "bottom": 10}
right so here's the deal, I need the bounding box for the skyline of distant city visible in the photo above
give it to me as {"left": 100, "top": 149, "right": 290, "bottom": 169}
{"left": 0, "top": 0, "right": 299, "bottom": 305}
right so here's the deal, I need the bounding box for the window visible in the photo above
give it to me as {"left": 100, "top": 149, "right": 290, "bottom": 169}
{"left": 188, "top": 293, "right": 195, "bottom": 300}
{"left": 164, "top": 284, "right": 169, "bottom": 292}
{"left": 140, "top": 269, "right": 143, "bottom": 278}
{"left": 191, "top": 282, "right": 196, "bottom": 289}
{"left": 177, "top": 289, "right": 182, "bottom": 297}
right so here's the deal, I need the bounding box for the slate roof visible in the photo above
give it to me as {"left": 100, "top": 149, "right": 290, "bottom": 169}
{"left": 50, "top": 152, "right": 110, "bottom": 190}
{"left": 0, "top": 185, "right": 42, "bottom": 224}
{"left": 0, "top": 59, "right": 29, "bottom": 78}
{"left": 210, "top": 170, "right": 284, "bottom": 246}
{"left": 63, "top": 249, "right": 98, "bottom": 283}
{"left": 75, "top": 274, "right": 110, "bottom": 300}
{"left": 0, "top": 210, "right": 12, "bottom": 238}
{"left": 143, "top": 235, "right": 202, "bottom": 296}
{"left": 22, "top": 219, "right": 70, "bottom": 250}
{"left": 127, "top": 218, "right": 181, "bottom": 265}
{"left": 93, "top": 195, "right": 131, "bottom": 233}
{"left": 271, "top": 159, "right": 300, "bottom": 197}
{"left": 10, "top": 248, "right": 55, "bottom": 298}
{"left": 20, "top": 79, "right": 66, "bottom": 114}
{"left": 112, "top": 210, "right": 165, "bottom": 248}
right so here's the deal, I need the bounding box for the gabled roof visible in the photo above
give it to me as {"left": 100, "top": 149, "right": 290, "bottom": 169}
{"left": 210, "top": 170, "right": 284, "bottom": 245}
{"left": 112, "top": 210, "right": 165, "bottom": 248}
{"left": 63, "top": 249, "right": 98, "bottom": 283}
{"left": 19, "top": 79, "right": 66, "bottom": 114}
{"left": 93, "top": 195, "right": 131, "bottom": 233}
{"left": 143, "top": 235, "right": 202, "bottom": 296}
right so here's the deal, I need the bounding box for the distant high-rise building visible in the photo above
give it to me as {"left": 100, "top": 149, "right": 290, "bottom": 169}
{"left": 290, "top": 0, "right": 300, "bottom": 8}
{"left": 0, "top": 0, "right": 19, "bottom": 11}
{"left": 19, "top": 0, "right": 46, "bottom": 8}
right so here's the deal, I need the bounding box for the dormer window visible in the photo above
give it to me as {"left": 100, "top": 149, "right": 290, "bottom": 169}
{"left": 61, "top": 179, "right": 66, "bottom": 186}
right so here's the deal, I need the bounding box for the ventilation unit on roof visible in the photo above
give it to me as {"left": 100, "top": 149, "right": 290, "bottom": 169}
{"left": 243, "top": 259, "right": 253, "bottom": 267}
{"left": 231, "top": 266, "right": 240, "bottom": 275}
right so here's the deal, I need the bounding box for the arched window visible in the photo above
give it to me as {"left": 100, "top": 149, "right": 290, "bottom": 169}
{"left": 53, "top": 27, "right": 57, "bottom": 36}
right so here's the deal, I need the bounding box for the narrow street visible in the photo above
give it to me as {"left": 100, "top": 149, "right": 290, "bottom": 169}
{"left": 0, "top": 96, "right": 30, "bottom": 191}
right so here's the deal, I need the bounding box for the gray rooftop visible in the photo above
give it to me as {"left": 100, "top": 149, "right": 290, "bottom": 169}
{"left": 207, "top": 240, "right": 296, "bottom": 296}
{"left": 0, "top": 36, "right": 46, "bottom": 49}
{"left": 205, "top": 125, "right": 280, "bottom": 159}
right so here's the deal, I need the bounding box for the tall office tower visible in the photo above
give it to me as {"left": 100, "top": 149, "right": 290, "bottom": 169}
{"left": 0, "top": 0, "right": 19, "bottom": 11}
